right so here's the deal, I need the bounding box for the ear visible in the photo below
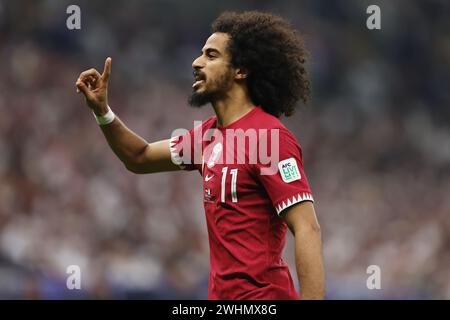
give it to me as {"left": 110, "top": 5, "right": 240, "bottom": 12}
{"left": 235, "top": 67, "right": 249, "bottom": 80}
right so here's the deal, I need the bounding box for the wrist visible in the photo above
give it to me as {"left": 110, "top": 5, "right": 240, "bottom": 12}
{"left": 93, "top": 105, "right": 115, "bottom": 125}
{"left": 93, "top": 104, "right": 109, "bottom": 116}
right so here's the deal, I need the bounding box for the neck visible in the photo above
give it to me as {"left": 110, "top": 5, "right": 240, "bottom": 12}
{"left": 212, "top": 84, "right": 255, "bottom": 127}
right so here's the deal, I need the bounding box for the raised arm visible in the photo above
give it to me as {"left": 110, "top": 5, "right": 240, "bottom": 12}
{"left": 75, "top": 57, "right": 179, "bottom": 174}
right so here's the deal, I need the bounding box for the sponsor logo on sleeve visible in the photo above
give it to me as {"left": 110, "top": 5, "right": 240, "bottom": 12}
{"left": 278, "top": 158, "right": 301, "bottom": 183}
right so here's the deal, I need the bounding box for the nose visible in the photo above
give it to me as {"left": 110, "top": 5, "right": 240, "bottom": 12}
{"left": 192, "top": 55, "right": 205, "bottom": 69}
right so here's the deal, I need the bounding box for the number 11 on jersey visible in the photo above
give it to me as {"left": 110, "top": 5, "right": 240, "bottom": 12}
{"left": 221, "top": 167, "right": 238, "bottom": 203}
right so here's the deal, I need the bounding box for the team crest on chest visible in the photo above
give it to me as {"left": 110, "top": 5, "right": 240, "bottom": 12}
{"left": 207, "top": 142, "right": 222, "bottom": 168}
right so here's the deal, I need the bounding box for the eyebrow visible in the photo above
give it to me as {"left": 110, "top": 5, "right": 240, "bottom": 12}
{"left": 201, "top": 47, "right": 221, "bottom": 56}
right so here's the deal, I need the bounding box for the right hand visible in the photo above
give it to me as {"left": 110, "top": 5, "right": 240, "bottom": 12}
{"left": 76, "top": 57, "right": 112, "bottom": 116}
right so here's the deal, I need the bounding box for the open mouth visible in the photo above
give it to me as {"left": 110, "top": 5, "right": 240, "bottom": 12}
{"left": 193, "top": 71, "right": 206, "bottom": 89}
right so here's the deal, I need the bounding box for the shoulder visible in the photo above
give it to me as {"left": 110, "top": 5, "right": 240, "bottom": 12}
{"left": 193, "top": 115, "right": 217, "bottom": 130}
{"left": 252, "top": 108, "right": 300, "bottom": 142}
{"left": 250, "top": 107, "right": 287, "bottom": 130}
{"left": 251, "top": 108, "right": 300, "bottom": 144}
{"left": 203, "top": 115, "right": 217, "bottom": 127}
{"left": 189, "top": 115, "right": 217, "bottom": 136}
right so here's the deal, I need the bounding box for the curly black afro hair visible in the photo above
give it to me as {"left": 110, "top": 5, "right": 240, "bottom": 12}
{"left": 212, "top": 11, "right": 311, "bottom": 117}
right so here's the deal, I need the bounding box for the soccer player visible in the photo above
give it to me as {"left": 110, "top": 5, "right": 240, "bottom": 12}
{"left": 75, "top": 11, "right": 325, "bottom": 300}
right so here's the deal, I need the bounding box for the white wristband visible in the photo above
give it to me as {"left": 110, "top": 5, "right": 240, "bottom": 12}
{"left": 93, "top": 105, "right": 115, "bottom": 125}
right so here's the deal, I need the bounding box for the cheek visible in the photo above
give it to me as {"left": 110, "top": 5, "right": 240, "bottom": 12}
{"left": 207, "top": 62, "right": 226, "bottom": 77}
{"left": 209, "top": 67, "right": 228, "bottom": 83}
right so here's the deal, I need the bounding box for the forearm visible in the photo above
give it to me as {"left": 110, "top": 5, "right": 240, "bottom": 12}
{"left": 76, "top": 59, "right": 176, "bottom": 174}
{"left": 294, "top": 227, "right": 325, "bottom": 299}
{"left": 98, "top": 115, "right": 149, "bottom": 170}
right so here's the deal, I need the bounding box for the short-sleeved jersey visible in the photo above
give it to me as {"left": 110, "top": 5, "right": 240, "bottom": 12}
{"left": 170, "top": 106, "right": 314, "bottom": 300}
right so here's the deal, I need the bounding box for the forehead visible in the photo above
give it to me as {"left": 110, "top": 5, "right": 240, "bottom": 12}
{"left": 202, "top": 32, "right": 230, "bottom": 54}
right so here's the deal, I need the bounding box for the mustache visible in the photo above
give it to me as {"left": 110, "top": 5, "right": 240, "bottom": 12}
{"left": 193, "top": 70, "right": 206, "bottom": 80}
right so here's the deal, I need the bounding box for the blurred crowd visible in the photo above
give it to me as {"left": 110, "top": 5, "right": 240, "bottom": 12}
{"left": 0, "top": 0, "right": 449, "bottom": 299}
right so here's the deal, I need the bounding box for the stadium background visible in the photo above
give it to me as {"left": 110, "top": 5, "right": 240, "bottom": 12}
{"left": 0, "top": 0, "right": 449, "bottom": 299}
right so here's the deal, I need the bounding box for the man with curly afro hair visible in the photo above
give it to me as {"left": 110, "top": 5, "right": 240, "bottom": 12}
{"left": 76, "top": 11, "right": 324, "bottom": 300}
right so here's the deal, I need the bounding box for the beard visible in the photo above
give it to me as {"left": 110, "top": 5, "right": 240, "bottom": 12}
{"left": 188, "top": 90, "right": 215, "bottom": 108}
{"left": 188, "top": 68, "right": 234, "bottom": 108}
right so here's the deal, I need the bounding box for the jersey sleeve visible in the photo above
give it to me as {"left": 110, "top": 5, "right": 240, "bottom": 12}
{"left": 169, "top": 127, "right": 200, "bottom": 172}
{"left": 169, "top": 117, "right": 215, "bottom": 172}
{"left": 254, "top": 128, "right": 314, "bottom": 216}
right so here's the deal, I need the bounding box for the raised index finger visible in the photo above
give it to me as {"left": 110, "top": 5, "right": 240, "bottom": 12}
{"left": 102, "top": 57, "right": 112, "bottom": 82}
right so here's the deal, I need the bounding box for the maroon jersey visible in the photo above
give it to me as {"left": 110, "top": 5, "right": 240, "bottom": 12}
{"left": 170, "top": 106, "right": 314, "bottom": 300}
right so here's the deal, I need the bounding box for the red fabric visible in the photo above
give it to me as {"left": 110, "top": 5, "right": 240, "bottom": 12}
{"left": 170, "top": 107, "right": 314, "bottom": 300}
